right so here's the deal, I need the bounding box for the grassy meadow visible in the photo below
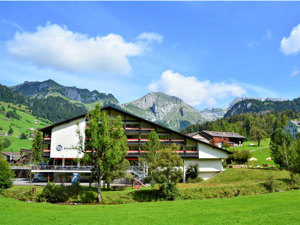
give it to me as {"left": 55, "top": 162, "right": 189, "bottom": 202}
{"left": 1, "top": 190, "right": 300, "bottom": 225}
{"left": 230, "top": 138, "right": 275, "bottom": 166}
{"left": 0, "top": 101, "right": 50, "bottom": 152}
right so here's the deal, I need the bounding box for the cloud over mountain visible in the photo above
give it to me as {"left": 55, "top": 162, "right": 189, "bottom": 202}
{"left": 148, "top": 70, "right": 246, "bottom": 107}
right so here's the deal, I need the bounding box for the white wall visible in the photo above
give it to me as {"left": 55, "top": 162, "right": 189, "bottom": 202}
{"left": 184, "top": 159, "right": 223, "bottom": 180}
{"left": 198, "top": 143, "right": 228, "bottom": 159}
{"left": 50, "top": 117, "right": 86, "bottom": 159}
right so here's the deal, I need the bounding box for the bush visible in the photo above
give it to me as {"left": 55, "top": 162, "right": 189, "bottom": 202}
{"left": 158, "top": 183, "right": 179, "bottom": 200}
{"left": 186, "top": 164, "right": 199, "bottom": 180}
{"left": 3, "top": 139, "right": 11, "bottom": 148}
{"left": 227, "top": 150, "right": 251, "bottom": 164}
{"left": 39, "top": 183, "right": 69, "bottom": 203}
{"left": 0, "top": 156, "right": 15, "bottom": 189}
{"left": 20, "top": 133, "right": 27, "bottom": 139}
{"left": 187, "top": 177, "right": 203, "bottom": 183}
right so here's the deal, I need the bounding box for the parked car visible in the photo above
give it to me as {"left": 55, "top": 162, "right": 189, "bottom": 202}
{"left": 33, "top": 173, "right": 48, "bottom": 182}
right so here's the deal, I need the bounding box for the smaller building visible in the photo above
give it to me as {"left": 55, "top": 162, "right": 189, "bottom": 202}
{"left": 285, "top": 120, "right": 300, "bottom": 139}
{"left": 186, "top": 132, "right": 211, "bottom": 143}
{"left": 188, "top": 131, "right": 245, "bottom": 148}
{"left": 0, "top": 132, "right": 8, "bottom": 136}
{"left": 1, "top": 149, "right": 33, "bottom": 164}
{"left": 1, "top": 152, "right": 22, "bottom": 164}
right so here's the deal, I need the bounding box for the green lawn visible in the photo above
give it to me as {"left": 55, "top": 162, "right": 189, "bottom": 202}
{"left": 230, "top": 138, "right": 270, "bottom": 151}
{"left": 230, "top": 138, "right": 275, "bottom": 166}
{"left": 1, "top": 190, "right": 300, "bottom": 225}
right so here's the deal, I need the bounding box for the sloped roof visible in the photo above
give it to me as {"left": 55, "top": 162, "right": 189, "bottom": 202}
{"left": 290, "top": 120, "right": 300, "bottom": 127}
{"left": 202, "top": 130, "right": 246, "bottom": 139}
{"left": 1, "top": 152, "right": 22, "bottom": 161}
{"left": 39, "top": 105, "right": 232, "bottom": 154}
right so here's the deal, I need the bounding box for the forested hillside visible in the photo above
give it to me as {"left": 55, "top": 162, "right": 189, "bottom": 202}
{"left": 225, "top": 98, "right": 300, "bottom": 118}
{"left": 181, "top": 111, "right": 298, "bottom": 139}
{"left": 0, "top": 84, "right": 87, "bottom": 122}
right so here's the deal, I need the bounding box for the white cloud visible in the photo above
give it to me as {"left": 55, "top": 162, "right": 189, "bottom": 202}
{"left": 290, "top": 69, "right": 300, "bottom": 78}
{"left": 1, "top": 19, "right": 23, "bottom": 31}
{"left": 280, "top": 24, "right": 300, "bottom": 55}
{"left": 137, "top": 32, "right": 163, "bottom": 44}
{"left": 148, "top": 70, "right": 246, "bottom": 107}
{"left": 6, "top": 23, "right": 162, "bottom": 74}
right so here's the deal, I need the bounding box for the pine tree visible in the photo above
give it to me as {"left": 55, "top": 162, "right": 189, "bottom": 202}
{"left": 32, "top": 131, "right": 43, "bottom": 162}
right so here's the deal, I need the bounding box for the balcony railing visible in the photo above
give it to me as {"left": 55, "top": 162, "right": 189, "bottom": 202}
{"left": 31, "top": 165, "right": 92, "bottom": 172}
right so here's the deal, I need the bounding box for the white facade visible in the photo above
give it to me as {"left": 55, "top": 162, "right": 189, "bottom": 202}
{"left": 50, "top": 117, "right": 86, "bottom": 159}
{"left": 285, "top": 120, "right": 300, "bottom": 139}
{"left": 44, "top": 112, "right": 229, "bottom": 181}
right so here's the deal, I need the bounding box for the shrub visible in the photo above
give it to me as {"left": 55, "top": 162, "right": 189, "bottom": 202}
{"left": 0, "top": 156, "right": 15, "bottom": 189}
{"left": 187, "top": 177, "right": 203, "bottom": 183}
{"left": 20, "top": 133, "right": 27, "bottom": 139}
{"left": 39, "top": 183, "right": 69, "bottom": 203}
{"left": 227, "top": 150, "right": 251, "bottom": 164}
{"left": 186, "top": 164, "right": 199, "bottom": 180}
{"left": 263, "top": 174, "right": 275, "bottom": 193}
{"left": 222, "top": 142, "right": 231, "bottom": 149}
{"left": 3, "top": 139, "right": 11, "bottom": 148}
{"left": 158, "top": 183, "right": 179, "bottom": 200}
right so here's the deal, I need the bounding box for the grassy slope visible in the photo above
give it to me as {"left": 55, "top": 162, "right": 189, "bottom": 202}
{"left": 0, "top": 101, "right": 50, "bottom": 152}
{"left": 1, "top": 190, "right": 300, "bottom": 225}
{"left": 230, "top": 138, "right": 275, "bottom": 166}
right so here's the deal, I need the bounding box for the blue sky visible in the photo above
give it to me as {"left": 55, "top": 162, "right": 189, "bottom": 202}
{"left": 1, "top": 2, "right": 300, "bottom": 110}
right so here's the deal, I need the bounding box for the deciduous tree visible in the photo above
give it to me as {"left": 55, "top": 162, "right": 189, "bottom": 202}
{"left": 250, "top": 126, "right": 266, "bottom": 146}
{"left": 79, "top": 104, "right": 128, "bottom": 203}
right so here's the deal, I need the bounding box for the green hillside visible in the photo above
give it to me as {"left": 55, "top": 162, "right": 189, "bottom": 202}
{"left": 229, "top": 138, "right": 275, "bottom": 166}
{"left": 225, "top": 97, "right": 300, "bottom": 117}
{"left": 0, "top": 101, "right": 50, "bottom": 152}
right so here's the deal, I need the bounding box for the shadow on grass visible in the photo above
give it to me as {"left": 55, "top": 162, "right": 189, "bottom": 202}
{"left": 130, "top": 189, "right": 159, "bottom": 202}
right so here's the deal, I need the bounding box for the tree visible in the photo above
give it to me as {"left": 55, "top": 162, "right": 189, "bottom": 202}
{"left": 270, "top": 128, "right": 290, "bottom": 170}
{"left": 32, "top": 131, "right": 43, "bottom": 163}
{"left": 290, "top": 137, "right": 300, "bottom": 180}
{"left": 0, "top": 138, "right": 2, "bottom": 151}
{"left": 0, "top": 155, "right": 15, "bottom": 189}
{"left": 8, "top": 126, "right": 13, "bottom": 136}
{"left": 140, "top": 130, "right": 161, "bottom": 177}
{"left": 250, "top": 126, "right": 266, "bottom": 146}
{"left": 81, "top": 104, "right": 128, "bottom": 203}
{"left": 20, "top": 132, "right": 27, "bottom": 139}
{"left": 145, "top": 142, "right": 183, "bottom": 200}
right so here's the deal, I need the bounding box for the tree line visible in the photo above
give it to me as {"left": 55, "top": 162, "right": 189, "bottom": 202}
{"left": 181, "top": 110, "right": 299, "bottom": 140}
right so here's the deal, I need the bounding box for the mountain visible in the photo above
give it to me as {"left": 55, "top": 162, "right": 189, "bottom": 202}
{"left": 200, "top": 97, "right": 288, "bottom": 121}
{"left": 224, "top": 98, "right": 300, "bottom": 118}
{"left": 0, "top": 84, "right": 87, "bottom": 122}
{"left": 12, "top": 79, "right": 119, "bottom": 107}
{"left": 199, "top": 107, "right": 227, "bottom": 121}
{"left": 123, "top": 92, "right": 206, "bottom": 131}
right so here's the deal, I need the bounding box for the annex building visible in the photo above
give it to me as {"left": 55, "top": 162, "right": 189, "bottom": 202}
{"left": 36, "top": 106, "right": 231, "bottom": 182}
{"left": 187, "top": 131, "right": 245, "bottom": 148}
